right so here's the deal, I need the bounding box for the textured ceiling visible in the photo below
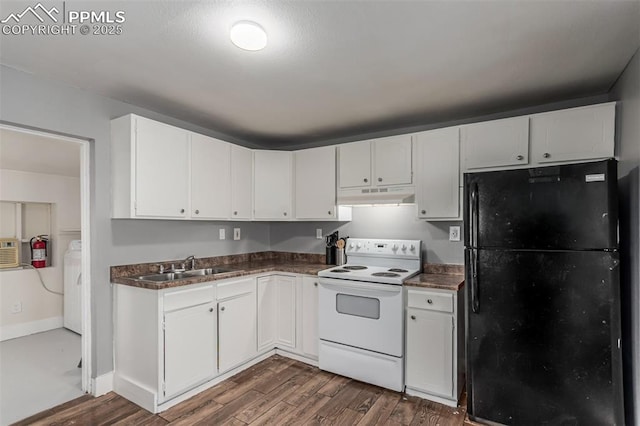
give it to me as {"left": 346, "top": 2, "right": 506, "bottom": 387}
{"left": 0, "top": 1, "right": 638, "bottom": 148}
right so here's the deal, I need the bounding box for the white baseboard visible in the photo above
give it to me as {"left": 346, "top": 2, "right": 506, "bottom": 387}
{"left": 0, "top": 316, "right": 63, "bottom": 341}
{"left": 92, "top": 371, "right": 114, "bottom": 396}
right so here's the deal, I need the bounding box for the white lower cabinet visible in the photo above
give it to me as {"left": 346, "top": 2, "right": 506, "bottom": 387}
{"left": 405, "top": 287, "right": 464, "bottom": 407}
{"left": 300, "top": 276, "right": 319, "bottom": 358}
{"left": 257, "top": 275, "right": 296, "bottom": 352}
{"left": 217, "top": 278, "right": 257, "bottom": 373}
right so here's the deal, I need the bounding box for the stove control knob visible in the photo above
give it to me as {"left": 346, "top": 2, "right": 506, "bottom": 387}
{"left": 401, "top": 244, "right": 407, "bottom": 251}
{"left": 392, "top": 244, "right": 398, "bottom": 250}
{"left": 356, "top": 243, "right": 362, "bottom": 249}
{"left": 410, "top": 244, "right": 415, "bottom": 251}
{"left": 349, "top": 243, "right": 354, "bottom": 248}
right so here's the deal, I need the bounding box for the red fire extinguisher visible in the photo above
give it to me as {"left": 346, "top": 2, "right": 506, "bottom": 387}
{"left": 30, "top": 235, "right": 49, "bottom": 268}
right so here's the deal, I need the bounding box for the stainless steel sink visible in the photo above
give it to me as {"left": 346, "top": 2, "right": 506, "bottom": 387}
{"left": 136, "top": 267, "right": 239, "bottom": 282}
{"left": 184, "top": 267, "right": 236, "bottom": 276}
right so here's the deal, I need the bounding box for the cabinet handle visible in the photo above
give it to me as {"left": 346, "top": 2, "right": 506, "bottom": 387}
{"left": 427, "top": 299, "right": 433, "bottom": 304}
{"left": 328, "top": 211, "right": 332, "bottom": 215}
{"left": 543, "top": 153, "right": 551, "bottom": 159}
{"left": 195, "top": 209, "right": 200, "bottom": 214}
{"left": 283, "top": 212, "right": 287, "bottom": 216}
{"left": 516, "top": 155, "right": 524, "bottom": 161}
{"left": 378, "top": 177, "right": 383, "bottom": 182}
{"left": 209, "top": 307, "right": 213, "bottom": 312}
{"left": 421, "top": 209, "right": 426, "bottom": 215}
{"left": 233, "top": 211, "right": 238, "bottom": 215}
{"left": 220, "top": 306, "right": 225, "bottom": 311}
{"left": 314, "top": 282, "right": 318, "bottom": 287}
{"left": 410, "top": 315, "right": 416, "bottom": 320}
{"left": 363, "top": 178, "right": 368, "bottom": 183}
{"left": 180, "top": 209, "right": 185, "bottom": 214}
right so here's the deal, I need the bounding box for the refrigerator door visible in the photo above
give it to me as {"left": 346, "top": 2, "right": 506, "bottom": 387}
{"left": 464, "top": 159, "right": 618, "bottom": 250}
{"left": 466, "top": 249, "right": 623, "bottom": 425}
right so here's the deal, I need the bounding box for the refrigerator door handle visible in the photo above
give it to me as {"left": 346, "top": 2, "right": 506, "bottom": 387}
{"left": 470, "top": 183, "right": 479, "bottom": 247}
{"left": 471, "top": 248, "right": 479, "bottom": 313}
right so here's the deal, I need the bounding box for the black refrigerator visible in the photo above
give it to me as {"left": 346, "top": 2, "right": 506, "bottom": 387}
{"left": 464, "top": 159, "right": 624, "bottom": 425}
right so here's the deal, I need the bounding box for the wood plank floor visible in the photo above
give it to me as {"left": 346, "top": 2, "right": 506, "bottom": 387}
{"left": 13, "top": 355, "right": 469, "bottom": 425}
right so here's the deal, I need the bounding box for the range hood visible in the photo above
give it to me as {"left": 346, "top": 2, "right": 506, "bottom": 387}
{"left": 337, "top": 185, "right": 415, "bottom": 205}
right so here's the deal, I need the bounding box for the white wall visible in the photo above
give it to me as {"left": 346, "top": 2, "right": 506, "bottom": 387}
{"left": 611, "top": 48, "right": 640, "bottom": 425}
{"left": 270, "top": 205, "right": 464, "bottom": 264}
{"left": 0, "top": 65, "right": 271, "bottom": 377}
{"left": 0, "top": 169, "right": 80, "bottom": 338}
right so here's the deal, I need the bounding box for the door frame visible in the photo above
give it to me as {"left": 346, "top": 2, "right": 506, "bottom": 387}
{"left": 0, "top": 122, "right": 92, "bottom": 394}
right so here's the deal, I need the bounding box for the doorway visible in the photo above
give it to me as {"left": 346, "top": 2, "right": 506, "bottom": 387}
{"left": 0, "top": 123, "right": 91, "bottom": 424}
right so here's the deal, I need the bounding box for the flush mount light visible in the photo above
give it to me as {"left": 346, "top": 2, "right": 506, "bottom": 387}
{"left": 230, "top": 21, "right": 267, "bottom": 51}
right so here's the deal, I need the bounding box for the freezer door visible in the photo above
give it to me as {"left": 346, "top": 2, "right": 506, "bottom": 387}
{"left": 464, "top": 159, "right": 618, "bottom": 250}
{"left": 466, "top": 249, "right": 623, "bottom": 425}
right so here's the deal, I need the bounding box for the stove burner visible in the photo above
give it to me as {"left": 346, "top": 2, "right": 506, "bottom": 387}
{"left": 372, "top": 272, "right": 401, "bottom": 278}
{"left": 343, "top": 265, "right": 368, "bottom": 270}
{"left": 330, "top": 269, "right": 351, "bottom": 273}
{"left": 388, "top": 268, "right": 408, "bottom": 273}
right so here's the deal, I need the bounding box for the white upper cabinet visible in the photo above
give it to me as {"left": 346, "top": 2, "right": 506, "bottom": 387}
{"left": 190, "top": 133, "right": 231, "bottom": 220}
{"left": 230, "top": 145, "right": 253, "bottom": 220}
{"left": 373, "top": 135, "right": 413, "bottom": 186}
{"left": 415, "top": 128, "right": 460, "bottom": 220}
{"left": 338, "top": 141, "right": 371, "bottom": 189}
{"left": 253, "top": 150, "right": 293, "bottom": 220}
{"left": 461, "top": 116, "right": 529, "bottom": 171}
{"left": 338, "top": 135, "right": 413, "bottom": 190}
{"left": 295, "top": 146, "right": 337, "bottom": 220}
{"left": 530, "top": 103, "right": 615, "bottom": 164}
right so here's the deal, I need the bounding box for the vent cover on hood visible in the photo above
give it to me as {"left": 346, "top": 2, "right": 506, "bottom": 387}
{"left": 337, "top": 185, "right": 415, "bottom": 205}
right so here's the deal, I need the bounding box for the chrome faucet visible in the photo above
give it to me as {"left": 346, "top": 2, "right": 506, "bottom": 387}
{"left": 182, "top": 255, "right": 196, "bottom": 271}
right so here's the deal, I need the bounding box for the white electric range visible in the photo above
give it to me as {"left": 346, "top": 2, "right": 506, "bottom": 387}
{"left": 317, "top": 238, "right": 422, "bottom": 392}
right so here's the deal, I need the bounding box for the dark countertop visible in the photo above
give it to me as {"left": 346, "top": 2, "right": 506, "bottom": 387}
{"left": 403, "top": 273, "right": 465, "bottom": 291}
{"left": 112, "top": 260, "right": 329, "bottom": 290}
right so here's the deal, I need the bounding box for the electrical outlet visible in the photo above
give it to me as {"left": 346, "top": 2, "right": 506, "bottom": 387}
{"left": 449, "top": 226, "right": 461, "bottom": 242}
{"left": 219, "top": 228, "right": 226, "bottom": 240}
{"left": 233, "top": 228, "right": 241, "bottom": 240}
{"left": 11, "top": 302, "right": 22, "bottom": 314}
{"left": 316, "top": 228, "right": 323, "bottom": 239}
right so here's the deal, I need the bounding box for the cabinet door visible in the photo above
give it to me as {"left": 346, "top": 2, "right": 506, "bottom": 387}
{"left": 338, "top": 141, "right": 371, "bottom": 189}
{"left": 301, "top": 277, "right": 319, "bottom": 358}
{"left": 254, "top": 150, "right": 293, "bottom": 220}
{"left": 373, "top": 135, "right": 413, "bottom": 186}
{"left": 164, "top": 302, "right": 216, "bottom": 398}
{"left": 135, "top": 117, "right": 189, "bottom": 218}
{"left": 295, "top": 146, "right": 337, "bottom": 220}
{"left": 530, "top": 103, "right": 615, "bottom": 164}
{"left": 230, "top": 145, "right": 253, "bottom": 220}
{"left": 218, "top": 292, "right": 257, "bottom": 372}
{"left": 415, "top": 128, "right": 460, "bottom": 219}
{"left": 461, "top": 116, "right": 529, "bottom": 170}
{"left": 276, "top": 275, "right": 296, "bottom": 349}
{"left": 406, "top": 307, "right": 454, "bottom": 398}
{"left": 191, "top": 133, "right": 231, "bottom": 219}
{"left": 257, "top": 276, "right": 276, "bottom": 351}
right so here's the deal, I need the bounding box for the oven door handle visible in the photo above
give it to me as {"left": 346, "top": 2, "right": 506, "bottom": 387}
{"left": 319, "top": 279, "right": 402, "bottom": 294}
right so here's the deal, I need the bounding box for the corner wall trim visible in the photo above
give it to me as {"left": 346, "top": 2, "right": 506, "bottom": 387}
{"left": 92, "top": 371, "right": 114, "bottom": 397}
{"left": 0, "top": 316, "right": 63, "bottom": 342}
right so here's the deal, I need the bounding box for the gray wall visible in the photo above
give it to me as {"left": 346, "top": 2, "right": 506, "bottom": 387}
{"left": 0, "top": 65, "right": 270, "bottom": 377}
{"left": 611, "top": 48, "right": 640, "bottom": 425}
{"left": 270, "top": 205, "right": 464, "bottom": 265}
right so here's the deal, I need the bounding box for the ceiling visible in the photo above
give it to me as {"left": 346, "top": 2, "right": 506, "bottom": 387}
{"left": 0, "top": 1, "right": 638, "bottom": 148}
{"left": 0, "top": 128, "right": 81, "bottom": 177}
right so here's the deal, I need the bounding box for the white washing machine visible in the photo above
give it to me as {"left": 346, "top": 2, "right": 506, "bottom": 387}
{"left": 64, "top": 240, "right": 82, "bottom": 334}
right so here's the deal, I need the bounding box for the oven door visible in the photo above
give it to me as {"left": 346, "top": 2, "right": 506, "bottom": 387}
{"left": 318, "top": 277, "right": 404, "bottom": 357}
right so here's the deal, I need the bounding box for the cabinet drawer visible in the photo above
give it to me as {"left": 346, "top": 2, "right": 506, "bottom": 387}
{"left": 407, "top": 289, "right": 453, "bottom": 313}
{"left": 164, "top": 285, "right": 215, "bottom": 312}
{"left": 217, "top": 278, "right": 255, "bottom": 300}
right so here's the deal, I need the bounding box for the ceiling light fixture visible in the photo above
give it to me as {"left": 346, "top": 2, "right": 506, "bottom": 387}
{"left": 230, "top": 21, "right": 267, "bottom": 51}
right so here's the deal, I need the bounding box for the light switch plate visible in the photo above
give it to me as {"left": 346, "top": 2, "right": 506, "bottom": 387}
{"left": 316, "top": 228, "right": 323, "bottom": 239}
{"left": 234, "top": 228, "right": 241, "bottom": 240}
{"left": 449, "top": 226, "right": 461, "bottom": 242}
{"left": 219, "top": 229, "right": 225, "bottom": 240}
